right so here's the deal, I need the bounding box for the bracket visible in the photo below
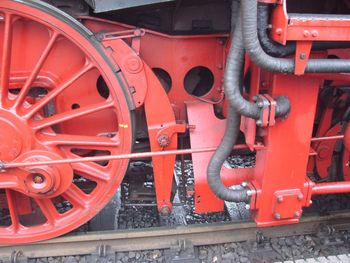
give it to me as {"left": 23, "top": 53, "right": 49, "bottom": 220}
{"left": 156, "top": 123, "right": 191, "bottom": 148}
{"left": 295, "top": 41, "right": 312, "bottom": 75}
{"left": 164, "top": 240, "right": 199, "bottom": 263}
{"left": 91, "top": 244, "right": 115, "bottom": 263}
{"left": 255, "top": 94, "right": 277, "bottom": 127}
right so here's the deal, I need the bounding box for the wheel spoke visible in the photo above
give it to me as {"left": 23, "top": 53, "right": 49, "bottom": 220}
{"left": 62, "top": 184, "right": 90, "bottom": 208}
{"left": 13, "top": 31, "right": 59, "bottom": 109}
{"left": 24, "top": 62, "right": 94, "bottom": 118}
{"left": 41, "top": 133, "right": 120, "bottom": 148}
{"left": 0, "top": 14, "right": 13, "bottom": 105}
{"left": 35, "top": 198, "right": 59, "bottom": 225}
{"left": 5, "top": 189, "right": 20, "bottom": 232}
{"left": 71, "top": 162, "right": 110, "bottom": 183}
{"left": 31, "top": 100, "right": 114, "bottom": 130}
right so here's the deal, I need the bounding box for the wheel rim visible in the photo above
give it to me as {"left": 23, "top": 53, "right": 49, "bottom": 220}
{"left": 0, "top": 0, "right": 132, "bottom": 243}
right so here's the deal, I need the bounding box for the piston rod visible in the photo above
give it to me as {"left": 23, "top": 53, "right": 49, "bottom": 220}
{"left": 0, "top": 144, "right": 263, "bottom": 170}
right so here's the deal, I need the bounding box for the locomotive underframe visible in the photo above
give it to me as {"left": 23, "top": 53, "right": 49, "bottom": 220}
{"left": 2, "top": 0, "right": 350, "bottom": 243}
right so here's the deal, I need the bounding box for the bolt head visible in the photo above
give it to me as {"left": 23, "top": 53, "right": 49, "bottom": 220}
{"left": 246, "top": 190, "right": 253, "bottom": 197}
{"left": 241, "top": 182, "right": 248, "bottom": 188}
{"left": 274, "top": 213, "right": 281, "bottom": 220}
{"left": 256, "top": 120, "right": 263, "bottom": 126}
{"left": 277, "top": 196, "right": 283, "bottom": 203}
{"left": 275, "top": 28, "right": 283, "bottom": 35}
{"left": 297, "top": 193, "right": 304, "bottom": 201}
{"left": 245, "top": 204, "right": 251, "bottom": 210}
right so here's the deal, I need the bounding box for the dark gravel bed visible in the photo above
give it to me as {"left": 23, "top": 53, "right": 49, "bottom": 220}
{"left": 116, "top": 155, "right": 256, "bottom": 229}
{"left": 28, "top": 228, "right": 350, "bottom": 262}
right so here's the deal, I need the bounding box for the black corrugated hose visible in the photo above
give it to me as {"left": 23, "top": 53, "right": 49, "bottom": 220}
{"left": 257, "top": 4, "right": 350, "bottom": 58}
{"left": 243, "top": 0, "right": 350, "bottom": 73}
{"left": 207, "top": 2, "right": 291, "bottom": 203}
{"left": 207, "top": 4, "right": 251, "bottom": 203}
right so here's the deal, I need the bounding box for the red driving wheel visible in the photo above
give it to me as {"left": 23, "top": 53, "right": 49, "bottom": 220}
{"left": 0, "top": 0, "right": 133, "bottom": 243}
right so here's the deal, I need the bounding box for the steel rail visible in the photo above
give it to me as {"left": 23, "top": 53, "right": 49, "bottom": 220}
{"left": 1, "top": 212, "right": 350, "bottom": 260}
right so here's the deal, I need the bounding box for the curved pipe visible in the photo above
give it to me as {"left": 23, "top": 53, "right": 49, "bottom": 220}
{"left": 207, "top": 3, "right": 293, "bottom": 203}
{"left": 224, "top": 15, "right": 260, "bottom": 119}
{"left": 224, "top": 12, "right": 291, "bottom": 120}
{"left": 207, "top": 5, "right": 251, "bottom": 203}
{"left": 207, "top": 106, "right": 251, "bottom": 203}
{"left": 257, "top": 4, "right": 350, "bottom": 58}
{"left": 257, "top": 4, "right": 295, "bottom": 58}
{"left": 207, "top": 5, "right": 290, "bottom": 203}
{"left": 243, "top": 0, "right": 350, "bottom": 73}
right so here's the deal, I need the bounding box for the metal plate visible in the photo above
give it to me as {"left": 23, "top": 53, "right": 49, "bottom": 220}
{"left": 85, "top": 0, "right": 175, "bottom": 13}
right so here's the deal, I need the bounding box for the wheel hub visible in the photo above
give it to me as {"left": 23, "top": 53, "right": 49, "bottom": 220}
{"left": 15, "top": 151, "right": 73, "bottom": 198}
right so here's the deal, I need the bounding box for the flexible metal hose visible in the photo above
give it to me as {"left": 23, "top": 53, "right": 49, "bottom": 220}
{"left": 257, "top": 4, "right": 350, "bottom": 58}
{"left": 207, "top": 4, "right": 290, "bottom": 203}
{"left": 243, "top": 0, "right": 350, "bottom": 73}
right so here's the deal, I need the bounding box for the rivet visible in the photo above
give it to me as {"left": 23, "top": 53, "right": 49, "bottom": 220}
{"left": 303, "top": 30, "right": 310, "bottom": 37}
{"left": 311, "top": 30, "right": 318, "bottom": 37}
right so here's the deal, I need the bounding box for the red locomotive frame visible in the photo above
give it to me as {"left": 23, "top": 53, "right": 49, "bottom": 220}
{"left": 1, "top": 0, "right": 350, "bottom": 243}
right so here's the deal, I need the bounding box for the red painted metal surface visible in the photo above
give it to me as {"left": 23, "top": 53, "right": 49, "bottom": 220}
{"left": 270, "top": 2, "right": 350, "bottom": 44}
{"left": 312, "top": 181, "right": 350, "bottom": 195}
{"left": 344, "top": 123, "right": 350, "bottom": 152}
{"left": 3, "top": 0, "right": 350, "bottom": 245}
{"left": 0, "top": 0, "right": 133, "bottom": 243}
{"left": 251, "top": 74, "right": 320, "bottom": 227}
{"left": 81, "top": 17, "right": 227, "bottom": 120}
{"left": 186, "top": 101, "right": 255, "bottom": 213}
{"left": 315, "top": 123, "right": 343, "bottom": 179}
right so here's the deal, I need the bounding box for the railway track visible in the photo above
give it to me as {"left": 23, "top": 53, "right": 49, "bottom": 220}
{"left": 2, "top": 211, "right": 350, "bottom": 262}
